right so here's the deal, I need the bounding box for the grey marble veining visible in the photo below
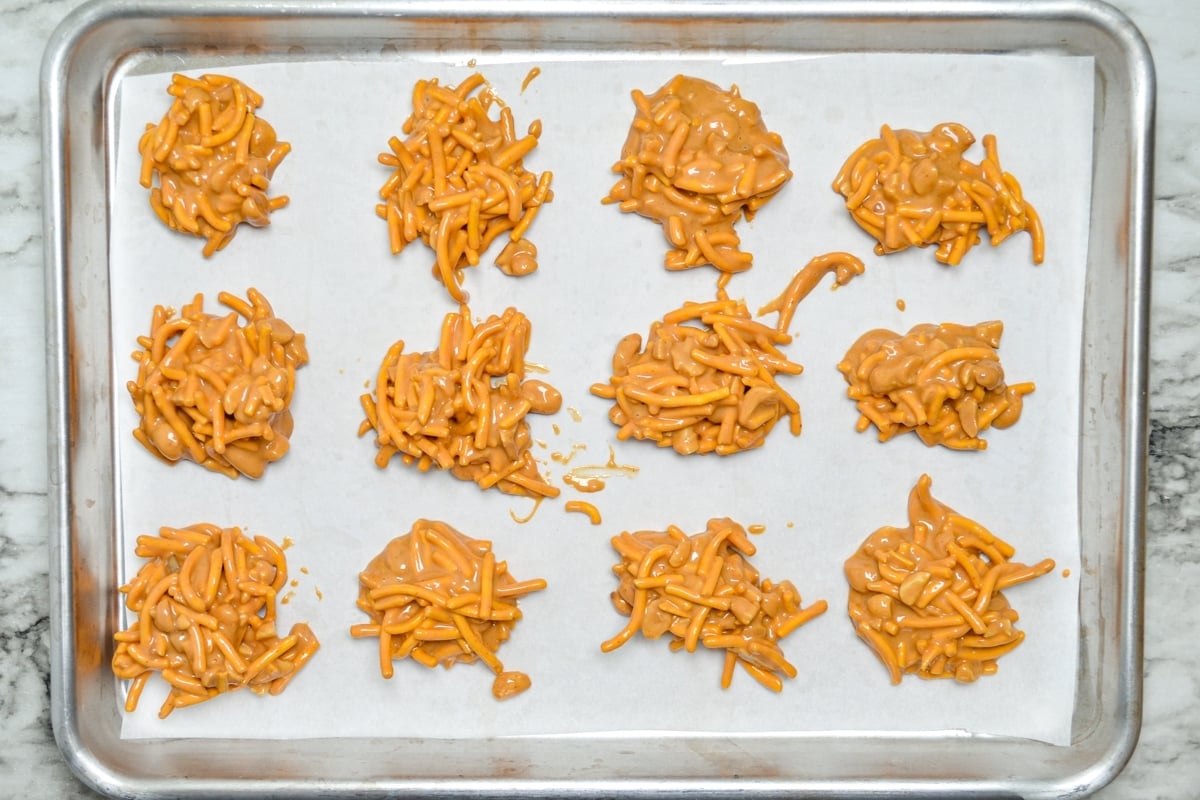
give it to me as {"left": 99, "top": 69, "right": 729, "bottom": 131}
{"left": 1, "top": 0, "right": 1196, "bottom": 796}
{"left": 1128, "top": 0, "right": 1200, "bottom": 797}
{"left": 2, "top": 0, "right": 94, "bottom": 797}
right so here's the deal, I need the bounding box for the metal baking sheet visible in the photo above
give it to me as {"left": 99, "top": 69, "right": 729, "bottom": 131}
{"left": 42, "top": 0, "right": 1153, "bottom": 797}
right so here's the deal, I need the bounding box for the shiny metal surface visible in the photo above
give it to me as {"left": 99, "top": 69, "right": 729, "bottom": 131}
{"left": 42, "top": 0, "right": 1153, "bottom": 796}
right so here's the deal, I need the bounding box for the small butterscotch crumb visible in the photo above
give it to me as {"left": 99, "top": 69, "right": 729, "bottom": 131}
{"left": 493, "top": 670, "right": 532, "bottom": 699}
{"left": 565, "top": 500, "right": 602, "bottom": 525}
{"left": 520, "top": 66, "right": 541, "bottom": 93}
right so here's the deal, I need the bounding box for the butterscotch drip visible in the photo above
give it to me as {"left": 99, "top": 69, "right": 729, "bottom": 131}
{"left": 758, "top": 252, "right": 866, "bottom": 335}
{"left": 562, "top": 446, "right": 639, "bottom": 491}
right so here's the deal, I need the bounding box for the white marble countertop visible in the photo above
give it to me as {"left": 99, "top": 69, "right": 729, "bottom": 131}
{"left": 1, "top": 0, "right": 1195, "bottom": 796}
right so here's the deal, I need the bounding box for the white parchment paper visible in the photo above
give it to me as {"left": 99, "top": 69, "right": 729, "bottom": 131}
{"left": 110, "top": 52, "right": 1092, "bottom": 744}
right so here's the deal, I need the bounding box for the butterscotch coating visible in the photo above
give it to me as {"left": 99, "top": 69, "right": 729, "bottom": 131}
{"left": 832, "top": 123, "right": 1043, "bottom": 266}
{"left": 837, "top": 321, "right": 1033, "bottom": 450}
{"left": 604, "top": 75, "right": 792, "bottom": 274}
{"left": 127, "top": 289, "right": 307, "bottom": 479}
{"left": 844, "top": 475, "right": 1054, "bottom": 684}
{"left": 139, "top": 73, "right": 290, "bottom": 257}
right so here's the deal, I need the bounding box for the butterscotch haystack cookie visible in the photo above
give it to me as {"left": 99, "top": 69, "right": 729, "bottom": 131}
{"left": 139, "top": 73, "right": 290, "bottom": 256}
{"left": 352, "top": 519, "right": 546, "bottom": 700}
{"left": 844, "top": 475, "right": 1055, "bottom": 684}
{"left": 837, "top": 321, "right": 1033, "bottom": 450}
{"left": 604, "top": 75, "right": 792, "bottom": 274}
{"left": 128, "top": 288, "right": 307, "bottom": 479}
{"left": 112, "top": 524, "right": 319, "bottom": 718}
{"left": 376, "top": 73, "right": 553, "bottom": 301}
{"left": 833, "top": 123, "right": 1043, "bottom": 266}
{"left": 602, "top": 518, "right": 826, "bottom": 693}
{"left": 360, "top": 305, "right": 561, "bottom": 497}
